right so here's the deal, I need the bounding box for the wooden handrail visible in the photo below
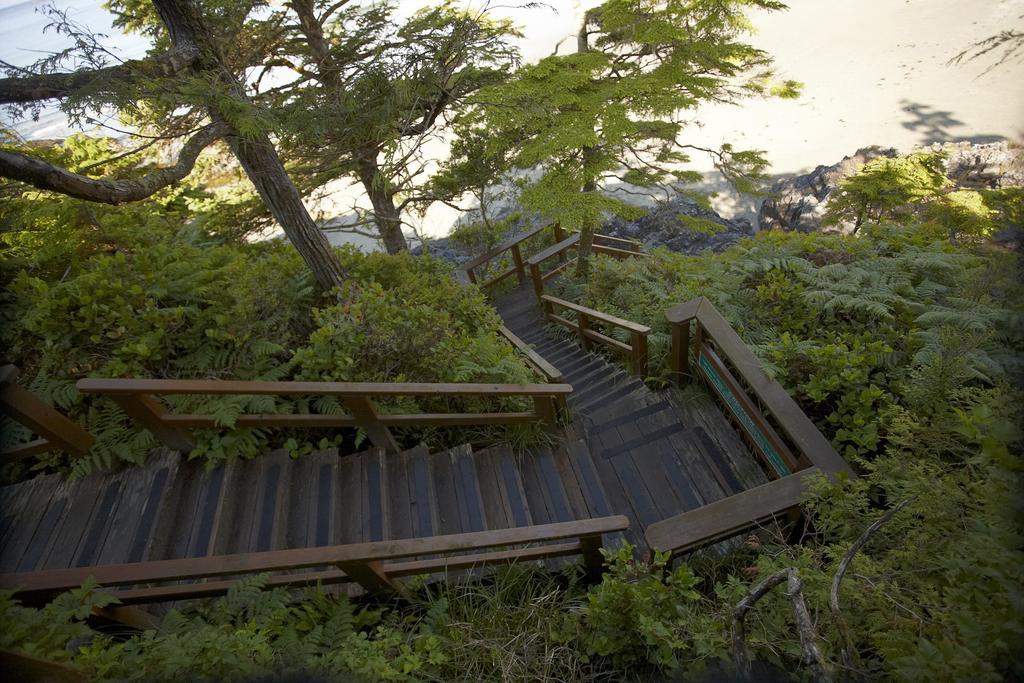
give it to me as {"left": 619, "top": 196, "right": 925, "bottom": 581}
{"left": 540, "top": 295, "right": 650, "bottom": 377}
{"left": 0, "top": 515, "right": 630, "bottom": 604}
{"left": 76, "top": 378, "right": 571, "bottom": 397}
{"left": 499, "top": 325, "right": 567, "bottom": 413}
{"left": 664, "top": 297, "right": 851, "bottom": 478}
{"left": 525, "top": 231, "right": 646, "bottom": 303}
{"left": 525, "top": 231, "right": 580, "bottom": 267}
{"left": 541, "top": 296, "right": 651, "bottom": 334}
{"left": 459, "top": 222, "right": 565, "bottom": 291}
{"left": 498, "top": 326, "right": 564, "bottom": 383}
{"left": 645, "top": 468, "right": 822, "bottom": 555}
{"left": 78, "top": 378, "right": 572, "bottom": 455}
{"left": 0, "top": 365, "right": 93, "bottom": 461}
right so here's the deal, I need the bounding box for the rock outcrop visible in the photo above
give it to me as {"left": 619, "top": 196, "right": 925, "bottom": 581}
{"left": 758, "top": 141, "right": 1023, "bottom": 234}
{"left": 757, "top": 146, "right": 897, "bottom": 233}
{"left": 601, "top": 197, "right": 755, "bottom": 255}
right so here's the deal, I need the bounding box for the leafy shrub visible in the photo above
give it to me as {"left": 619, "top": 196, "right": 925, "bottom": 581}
{"left": 1, "top": 575, "right": 444, "bottom": 681}
{"left": 2, "top": 238, "right": 538, "bottom": 474}
{"left": 558, "top": 218, "right": 1024, "bottom": 678}
{"left": 823, "top": 149, "right": 1024, "bottom": 241}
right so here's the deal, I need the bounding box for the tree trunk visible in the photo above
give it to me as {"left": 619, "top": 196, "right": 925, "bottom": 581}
{"left": 575, "top": 16, "right": 598, "bottom": 279}
{"left": 153, "top": 0, "right": 346, "bottom": 289}
{"left": 356, "top": 149, "right": 409, "bottom": 254}
{"left": 575, "top": 157, "right": 599, "bottom": 278}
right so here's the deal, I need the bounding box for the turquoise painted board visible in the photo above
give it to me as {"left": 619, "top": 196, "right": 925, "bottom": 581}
{"left": 698, "top": 353, "right": 791, "bottom": 477}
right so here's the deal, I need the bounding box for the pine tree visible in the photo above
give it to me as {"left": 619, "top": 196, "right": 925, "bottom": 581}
{"left": 439, "top": 0, "right": 798, "bottom": 274}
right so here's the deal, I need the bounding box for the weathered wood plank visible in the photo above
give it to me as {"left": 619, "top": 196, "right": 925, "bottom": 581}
{"left": 645, "top": 468, "right": 822, "bottom": 554}
{"left": 386, "top": 448, "right": 414, "bottom": 540}
{"left": 431, "top": 448, "right": 462, "bottom": 535}
{"left": 0, "top": 517, "right": 631, "bottom": 595}
{"left": 335, "top": 451, "right": 364, "bottom": 545}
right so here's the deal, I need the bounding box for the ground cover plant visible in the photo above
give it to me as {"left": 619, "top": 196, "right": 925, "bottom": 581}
{"left": 0, "top": 137, "right": 540, "bottom": 479}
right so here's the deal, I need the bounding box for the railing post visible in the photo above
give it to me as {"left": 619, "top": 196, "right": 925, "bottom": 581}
{"left": 580, "top": 533, "right": 605, "bottom": 573}
{"left": 577, "top": 312, "right": 592, "bottom": 351}
{"left": 342, "top": 396, "right": 400, "bottom": 453}
{"left": 670, "top": 321, "right": 691, "bottom": 386}
{"left": 337, "top": 560, "right": 399, "bottom": 595}
{"left": 532, "top": 395, "right": 559, "bottom": 432}
{"left": 553, "top": 222, "right": 565, "bottom": 242}
{"left": 529, "top": 262, "right": 545, "bottom": 302}
{"left": 0, "top": 365, "right": 94, "bottom": 458}
{"left": 632, "top": 331, "right": 648, "bottom": 378}
{"left": 112, "top": 394, "right": 195, "bottom": 453}
{"left": 511, "top": 244, "right": 526, "bottom": 285}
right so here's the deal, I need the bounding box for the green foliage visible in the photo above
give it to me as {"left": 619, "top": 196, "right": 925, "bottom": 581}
{"left": 554, "top": 547, "right": 705, "bottom": 669}
{"left": 2, "top": 575, "right": 445, "bottom": 681}
{"left": 824, "top": 150, "right": 1024, "bottom": 241}
{"left": 439, "top": 0, "right": 788, "bottom": 247}
{"left": 557, "top": 218, "right": 1024, "bottom": 678}
{"left": 2, "top": 230, "right": 538, "bottom": 473}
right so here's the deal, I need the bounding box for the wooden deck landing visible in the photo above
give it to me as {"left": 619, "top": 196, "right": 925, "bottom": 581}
{"left": 0, "top": 283, "right": 767, "bottom": 579}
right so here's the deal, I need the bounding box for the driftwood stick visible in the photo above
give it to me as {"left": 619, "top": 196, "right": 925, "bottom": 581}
{"left": 732, "top": 568, "right": 791, "bottom": 679}
{"left": 830, "top": 498, "right": 912, "bottom": 673}
{"left": 788, "top": 569, "right": 831, "bottom": 681}
{"left": 732, "top": 567, "right": 832, "bottom": 682}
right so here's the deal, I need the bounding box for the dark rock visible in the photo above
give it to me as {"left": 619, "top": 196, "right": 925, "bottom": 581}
{"left": 933, "top": 141, "right": 1024, "bottom": 189}
{"left": 409, "top": 237, "right": 471, "bottom": 265}
{"left": 602, "top": 197, "right": 755, "bottom": 255}
{"left": 757, "top": 146, "right": 897, "bottom": 234}
{"left": 758, "top": 142, "right": 1024, "bottom": 234}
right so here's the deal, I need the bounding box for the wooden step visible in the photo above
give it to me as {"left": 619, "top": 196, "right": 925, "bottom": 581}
{"left": 384, "top": 447, "right": 415, "bottom": 540}
{"left": 2, "top": 473, "right": 63, "bottom": 573}
{"left": 361, "top": 448, "right": 388, "bottom": 543}
{"left": 575, "top": 378, "right": 647, "bottom": 416}
{"left": 404, "top": 445, "right": 439, "bottom": 538}
{"left": 494, "top": 446, "right": 533, "bottom": 528}
{"left": 518, "top": 447, "right": 574, "bottom": 525}
{"left": 211, "top": 452, "right": 262, "bottom": 556}
{"left": 569, "top": 370, "right": 633, "bottom": 406}
{"left": 306, "top": 449, "right": 340, "bottom": 548}
{"left": 249, "top": 449, "right": 295, "bottom": 553}
{"left": 334, "top": 448, "right": 364, "bottom": 545}
{"left": 472, "top": 446, "right": 521, "bottom": 530}
{"left": 449, "top": 445, "right": 487, "bottom": 533}
{"left": 95, "top": 452, "right": 180, "bottom": 567}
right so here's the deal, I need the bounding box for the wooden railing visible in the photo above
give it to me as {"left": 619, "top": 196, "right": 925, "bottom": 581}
{"left": 0, "top": 516, "right": 630, "bottom": 606}
{"left": 459, "top": 222, "right": 566, "bottom": 291}
{"left": 498, "top": 325, "right": 568, "bottom": 412}
{"left": 525, "top": 231, "right": 644, "bottom": 302}
{"left": 664, "top": 297, "right": 849, "bottom": 478}
{"left": 645, "top": 469, "right": 822, "bottom": 555}
{"left": 644, "top": 297, "right": 853, "bottom": 556}
{"left": 76, "top": 378, "right": 573, "bottom": 455}
{"left": 539, "top": 296, "right": 651, "bottom": 377}
{"left": 0, "top": 365, "right": 93, "bottom": 461}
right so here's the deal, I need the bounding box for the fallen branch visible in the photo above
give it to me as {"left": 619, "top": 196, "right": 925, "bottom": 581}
{"left": 732, "top": 567, "right": 832, "bottom": 682}
{"left": 830, "top": 499, "right": 912, "bottom": 673}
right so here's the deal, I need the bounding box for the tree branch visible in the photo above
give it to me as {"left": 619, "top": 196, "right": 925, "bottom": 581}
{"left": 0, "top": 122, "right": 229, "bottom": 204}
{"left": 0, "top": 47, "right": 198, "bottom": 104}
{"left": 830, "top": 498, "right": 912, "bottom": 673}
{"left": 732, "top": 567, "right": 832, "bottom": 682}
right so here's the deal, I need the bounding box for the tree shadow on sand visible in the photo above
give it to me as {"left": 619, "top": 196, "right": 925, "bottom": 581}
{"left": 900, "top": 100, "right": 1007, "bottom": 146}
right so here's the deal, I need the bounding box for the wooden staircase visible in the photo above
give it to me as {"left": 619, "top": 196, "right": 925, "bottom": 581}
{"left": 0, "top": 438, "right": 624, "bottom": 576}
{"left": 494, "top": 283, "right": 770, "bottom": 551}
